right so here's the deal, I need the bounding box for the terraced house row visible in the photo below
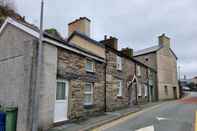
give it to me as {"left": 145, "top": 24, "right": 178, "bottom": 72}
{"left": 0, "top": 17, "right": 179, "bottom": 131}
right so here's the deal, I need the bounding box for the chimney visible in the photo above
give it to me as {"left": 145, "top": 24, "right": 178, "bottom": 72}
{"left": 68, "top": 17, "right": 91, "bottom": 37}
{"left": 100, "top": 36, "right": 118, "bottom": 50}
{"left": 159, "top": 33, "right": 170, "bottom": 48}
{"left": 121, "top": 48, "right": 133, "bottom": 58}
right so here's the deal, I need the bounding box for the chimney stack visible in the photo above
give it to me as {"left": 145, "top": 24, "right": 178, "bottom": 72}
{"left": 100, "top": 36, "right": 118, "bottom": 50}
{"left": 159, "top": 33, "right": 170, "bottom": 48}
{"left": 121, "top": 48, "right": 133, "bottom": 58}
{"left": 68, "top": 17, "right": 91, "bottom": 37}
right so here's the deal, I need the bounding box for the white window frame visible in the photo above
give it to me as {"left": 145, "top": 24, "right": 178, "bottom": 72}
{"left": 56, "top": 79, "right": 68, "bottom": 101}
{"left": 144, "top": 84, "right": 148, "bottom": 97}
{"left": 116, "top": 56, "right": 122, "bottom": 70}
{"left": 84, "top": 82, "right": 94, "bottom": 105}
{"left": 85, "top": 60, "right": 94, "bottom": 72}
{"left": 117, "top": 80, "right": 123, "bottom": 96}
{"left": 138, "top": 83, "right": 142, "bottom": 97}
{"left": 137, "top": 65, "right": 141, "bottom": 76}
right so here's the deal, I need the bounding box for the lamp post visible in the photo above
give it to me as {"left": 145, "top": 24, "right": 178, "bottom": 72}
{"left": 32, "top": 0, "right": 44, "bottom": 131}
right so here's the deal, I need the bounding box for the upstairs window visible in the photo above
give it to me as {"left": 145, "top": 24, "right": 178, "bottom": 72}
{"left": 84, "top": 83, "right": 93, "bottom": 105}
{"left": 117, "top": 80, "right": 123, "bottom": 96}
{"left": 116, "top": 56, "right": 122, "bottom": 70}
{"left": 137, "top": 65, "right": 141, "bottom": 76}
{"left": 85, "top": 60, "right": 94, "bottom": 72}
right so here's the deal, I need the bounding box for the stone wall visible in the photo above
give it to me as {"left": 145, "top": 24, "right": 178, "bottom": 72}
{"left": 105, "top": 49, "right": 136, "bottom": 111}
{"left": 57, "top": 48, "right": 105, "bottom": 119}
{"left": 157, "top": 47, "right": 179, "bottom": 100}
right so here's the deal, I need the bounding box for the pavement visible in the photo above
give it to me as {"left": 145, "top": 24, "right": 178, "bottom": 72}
{"left": 48, "top": 101, "right": 164, "bottom": 131}
{"left": 92, "top": 92, "right": 197, "bottom": 131}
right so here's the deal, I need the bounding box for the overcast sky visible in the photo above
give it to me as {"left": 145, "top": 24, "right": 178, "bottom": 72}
{"left": 15, "top": 0, "right": 197, "bottom": 78}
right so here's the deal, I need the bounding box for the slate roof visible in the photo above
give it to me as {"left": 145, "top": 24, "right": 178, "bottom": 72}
{"left": 133, "top": 44, "right": 178, "bottom": 59}
{"left": 133, "top": 45, "right": 162, "bottom": 56}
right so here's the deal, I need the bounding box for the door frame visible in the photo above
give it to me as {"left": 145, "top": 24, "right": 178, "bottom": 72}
{"left": 54, "top": 79, "right": 69, "bottom": 123}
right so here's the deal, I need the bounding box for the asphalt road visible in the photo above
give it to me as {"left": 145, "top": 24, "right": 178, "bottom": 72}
{"left": 94, "top": 92, "right": 197, "bottom": 131}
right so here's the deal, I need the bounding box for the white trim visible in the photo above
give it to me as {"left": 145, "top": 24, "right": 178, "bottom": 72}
{"left": 0, "top": 17, "right": 105, "bottom": 63}
{"left": 116, "top": 55, "right": 122, "bottom": 70}
{"left": 85, "top": 60, "right": 94, "bottom": 72}
{"left": 117, "top": 80, "right": 123, "bottom": 96}
{"left": 84, "top": 82, "right": 94, "bottom": 105}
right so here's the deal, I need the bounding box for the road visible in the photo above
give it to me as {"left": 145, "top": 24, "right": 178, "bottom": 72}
{"left": 93, "top": 92, "right": 197, "bottom": 131}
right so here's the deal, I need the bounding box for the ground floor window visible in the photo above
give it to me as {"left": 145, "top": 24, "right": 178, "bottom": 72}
{"left": 117, "top": 80, "right": 123, "bottom": 96}
{"left": 164, "top": 86, "right": 168, "bottom": 95}
{"left": 84, "top": 82, "right": 94, "bottom": 105}
{"left": 144, "top": 84, "right": 148, "bottom": 97}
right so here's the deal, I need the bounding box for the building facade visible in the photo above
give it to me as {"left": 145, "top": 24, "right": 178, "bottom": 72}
{"left": 0, "top": 17, "right": 157, "bottom": 131}
{"left": 134, "top": 34, "right": 179, "bottom": 100}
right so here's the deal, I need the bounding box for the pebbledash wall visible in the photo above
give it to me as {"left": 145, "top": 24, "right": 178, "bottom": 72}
{"left": 57, "top": 47, "right": 105, "bottom": 119}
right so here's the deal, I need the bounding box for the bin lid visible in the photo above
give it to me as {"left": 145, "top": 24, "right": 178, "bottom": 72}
{"left": 5, "top": 107, "right": 17, "bottom": 112}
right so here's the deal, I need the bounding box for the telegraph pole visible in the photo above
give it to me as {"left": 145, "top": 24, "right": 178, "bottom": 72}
{"left": 32, "top": 0, "right": 44, "bottom": 131}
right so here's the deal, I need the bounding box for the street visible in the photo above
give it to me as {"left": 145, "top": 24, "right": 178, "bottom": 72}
{"left": 93, "top": 92, "right": 197, "bottom": 131}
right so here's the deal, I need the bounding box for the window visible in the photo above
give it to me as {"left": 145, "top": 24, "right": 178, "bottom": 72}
{"left": 85, "top": 60, "right": 94, "bottom": 72}
{"left": 84, "top": 83, "right": 93, "bottom": 105}
{"left": 56, "top": 80, "right": 66, "bottom": 100}
{"left": 117, "top": 80, "right": 123, "bottom": 96}
{"left": 164, "top": 86, "right": 168, "bottom": 95}
{"left": 138, "top": 83, "right": 142, "bottom": 97}
{"left": 137, "top": 65, "right": 141, "bottom": 76}
{"left": 116, "top": 56, "right": 122, "bottom": 70}
{"left": 144, "top": 84, "right": 148, "bottom": 97}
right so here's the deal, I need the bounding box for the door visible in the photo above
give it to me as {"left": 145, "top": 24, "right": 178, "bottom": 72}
{"left": 173, "top": 87, "right": 177, "bottom": 99}
{"left": 54, "top": 79, "right": 69, "bottom": 123}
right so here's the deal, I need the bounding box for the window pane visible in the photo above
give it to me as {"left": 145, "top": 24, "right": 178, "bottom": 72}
{"left": 84, "top": 94, "right": 92, "bottom": 104}
{"left": 84, "top": 83, "right": 92, "bottom": 92}
{"left": 56, "top": 82, "right": 66, "bottom": 100}
{"left": 86, "top": 60, "right": 93, "bottom": 71}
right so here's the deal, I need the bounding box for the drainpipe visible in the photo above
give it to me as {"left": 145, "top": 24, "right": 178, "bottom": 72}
{"left": 104, "top": 46, "right": 107, "bottom": 112}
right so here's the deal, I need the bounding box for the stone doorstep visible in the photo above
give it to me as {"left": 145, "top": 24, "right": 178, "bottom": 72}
{"left": 48, "top": 102, "right": 162, "bottom": 131}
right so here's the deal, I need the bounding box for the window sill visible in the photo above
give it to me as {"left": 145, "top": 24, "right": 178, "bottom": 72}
{"left": 86, "top": 70, "right": 95, "bottom": 74}
{"left": 84, "top": 104, "right": 94, "bottom": 109}
{"left": 117, "top": 96, "right": 123, "bottom": 99}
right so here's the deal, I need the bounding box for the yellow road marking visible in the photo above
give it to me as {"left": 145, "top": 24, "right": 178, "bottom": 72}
{"left": 195, "top": 111, "right": 197, "bottom": 131}
{"left": 92, "top": 102, "right": 168, "bottom": 131}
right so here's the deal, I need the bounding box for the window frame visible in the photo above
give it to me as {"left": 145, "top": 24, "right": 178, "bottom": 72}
{"left": 84, "top": 82, "right": 94, "bottom": 105}
{"left": 117, "top": 80, "right": 123, "bottom": 96}
{"left": 116, "top": 55, "right": 122, "bottom": 71}
{"left": 56, "top": 79, "right": 67, "bottom": 101}
{"left": 85, "top": 59, "right": 94, "bottom": 72}
{"left": 137, "top": 65, "right": 141, "bottom": 76}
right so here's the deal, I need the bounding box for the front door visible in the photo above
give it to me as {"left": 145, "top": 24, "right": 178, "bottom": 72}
{"left": 173, "top": 87, "right": 177, "bottom": 99}
{"left": 54, "top": 79, "right": 69, "bottom": 123}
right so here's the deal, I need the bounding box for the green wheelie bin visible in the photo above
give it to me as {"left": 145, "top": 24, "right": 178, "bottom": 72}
{"left": 5, "top": 107, "right": 17, "bottom": 131}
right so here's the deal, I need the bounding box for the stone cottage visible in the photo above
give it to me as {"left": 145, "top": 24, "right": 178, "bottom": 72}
{"left": 134, "top": 34, "right": 179, "bottom": 100}
{"left": 100, "top": 36, "right": 157, "bottom": 111}
{"left": 0, "top": 17, "right": 157, "bottom": 131}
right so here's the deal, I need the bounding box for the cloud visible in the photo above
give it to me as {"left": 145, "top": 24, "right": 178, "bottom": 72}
{"left": 14, "top": 0, "right": 197, "bottom": 78}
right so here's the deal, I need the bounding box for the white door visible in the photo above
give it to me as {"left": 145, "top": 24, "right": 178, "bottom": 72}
{"left": 54, "top": 79, "right": 69, "bottom": 122}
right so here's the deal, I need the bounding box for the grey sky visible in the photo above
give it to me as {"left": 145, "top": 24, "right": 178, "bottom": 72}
{"left": 15, "top": 0, "right": 197, "bottom": 78}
